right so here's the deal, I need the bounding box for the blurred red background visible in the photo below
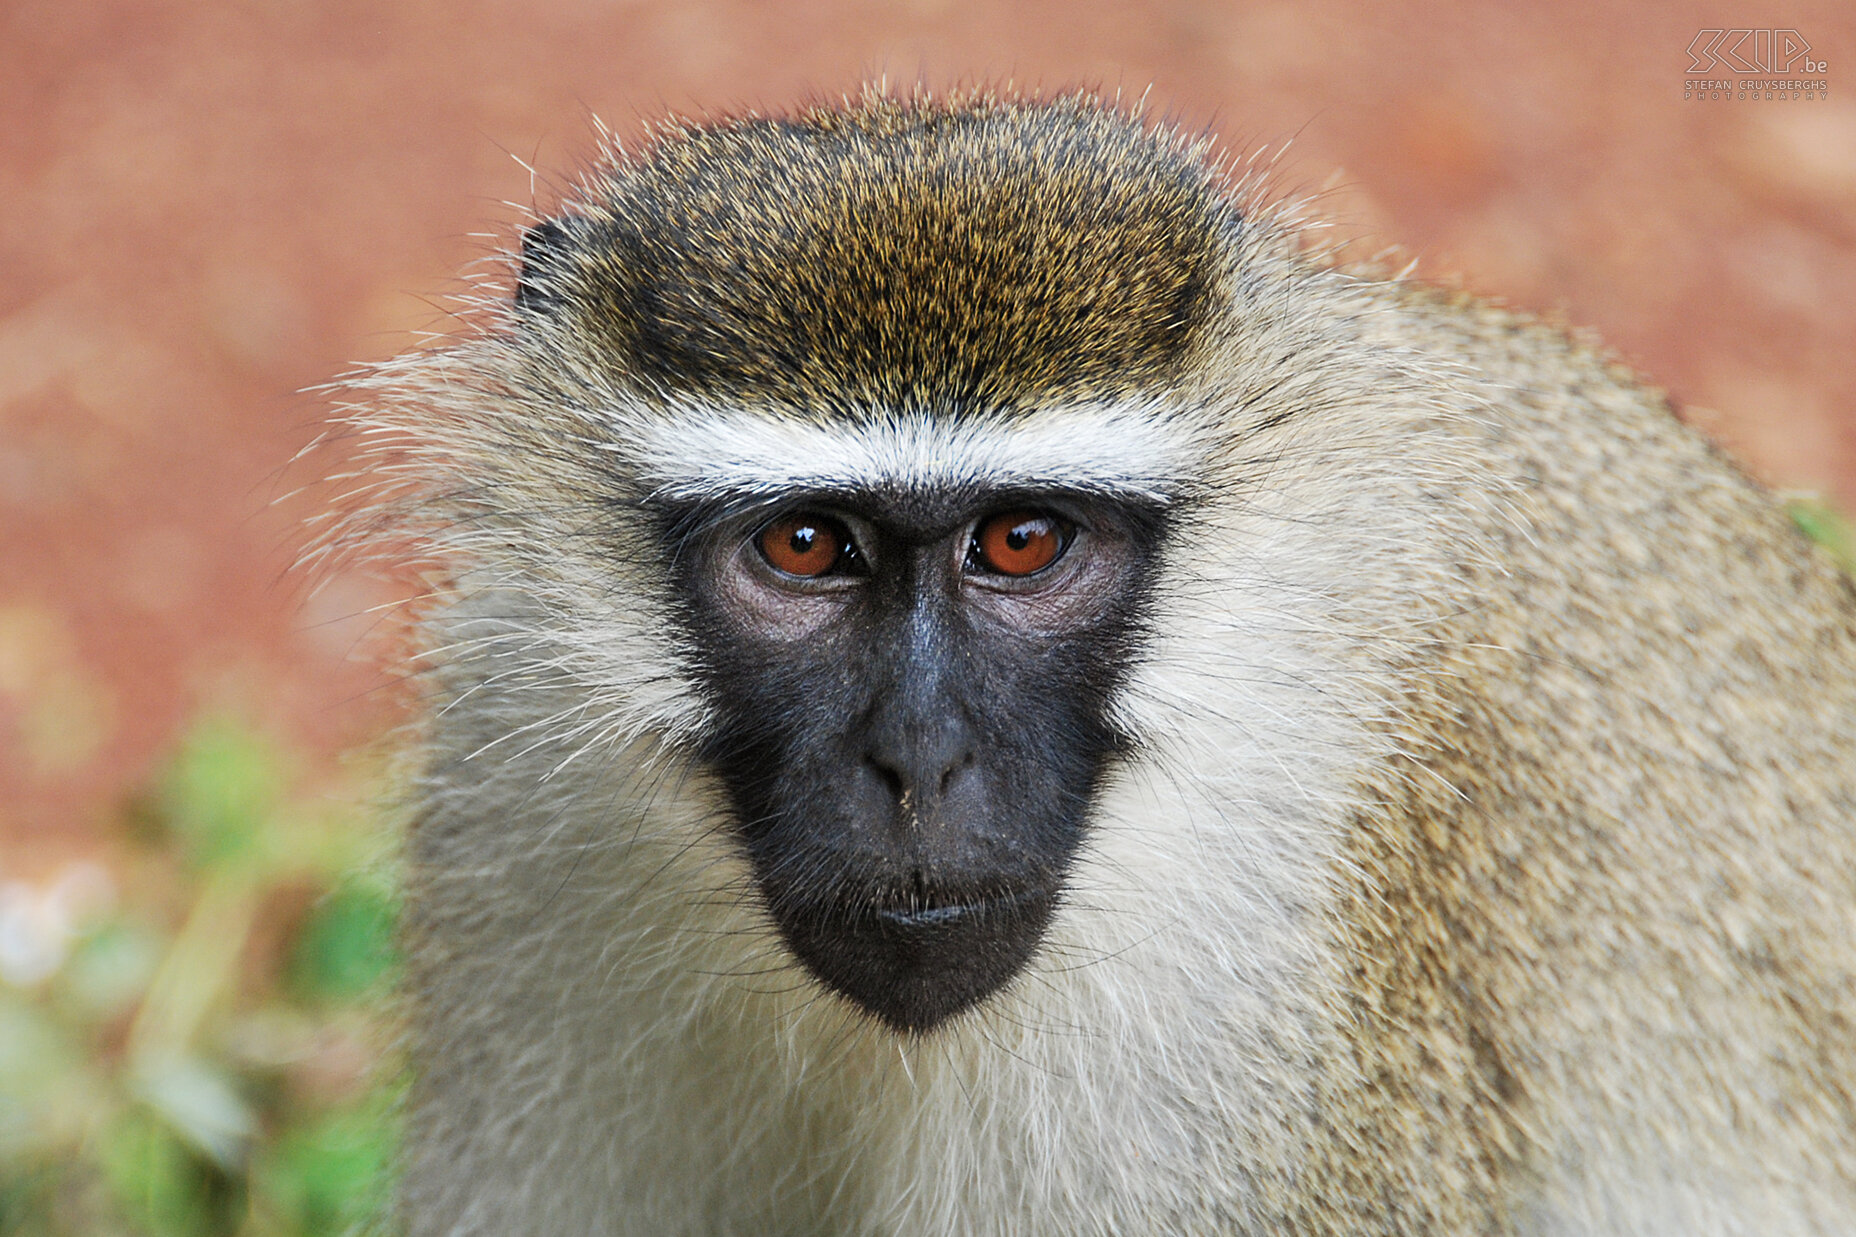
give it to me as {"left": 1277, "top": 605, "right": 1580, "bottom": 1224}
{"left": 3, "top": 1, "right": 1853, "bottom": 865}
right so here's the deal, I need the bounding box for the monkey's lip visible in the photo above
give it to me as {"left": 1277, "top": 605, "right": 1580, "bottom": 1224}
{"left": 768, "top": 882, "right": 1057, "bottom": 1034}
{"left": 871, "top": 888, "right": 1045, "bottom": 930}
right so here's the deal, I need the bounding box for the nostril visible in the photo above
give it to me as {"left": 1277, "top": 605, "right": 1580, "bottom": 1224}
{"left": 938, "top": 750, "right": 975, "bottom": 796}
{"left": 868, "top": 758, "right": 904, "bottom": 800}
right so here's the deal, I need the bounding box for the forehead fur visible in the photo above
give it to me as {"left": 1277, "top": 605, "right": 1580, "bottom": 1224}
{"left": 519, "top": 90, "right": 1233, "bottom": 411}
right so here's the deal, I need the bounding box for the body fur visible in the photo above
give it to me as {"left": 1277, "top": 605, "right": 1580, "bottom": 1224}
{"left": 344, "top": 89, "right": 1856, "bottom": 1234}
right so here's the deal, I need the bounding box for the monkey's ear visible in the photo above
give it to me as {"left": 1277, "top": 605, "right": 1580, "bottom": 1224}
{"left": 514, "top": 218, "right": 574, "bottom": 316}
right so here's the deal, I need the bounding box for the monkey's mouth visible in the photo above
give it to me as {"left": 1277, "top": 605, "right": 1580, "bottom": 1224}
{"left": 767, "top": 882, "right": 1055, "bottom": 1035}
{"left": 872, "top": 883, "right": 1049, "bottom": 927}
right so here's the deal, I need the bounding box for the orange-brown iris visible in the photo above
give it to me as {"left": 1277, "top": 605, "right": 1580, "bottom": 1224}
{"left": 973, "top": 511, "right": 1066, "bottom": 576}
{"left": 758, "top": 513, "right": 847, "bottom": 577}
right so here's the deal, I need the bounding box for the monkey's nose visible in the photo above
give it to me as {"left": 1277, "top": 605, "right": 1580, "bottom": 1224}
{"left": 863, "top": 719, "right": 978, "bottom": 813}
{"left": 864, "top": 747, "right": 978, "bottom": 806}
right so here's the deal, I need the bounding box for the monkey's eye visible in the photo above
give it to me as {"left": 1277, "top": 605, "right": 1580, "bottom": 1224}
{"left": 969, "top": 510, "right": 1071, "bottom": 577}
{"left": 756, "top": 512, "right": 859, "bottom": 578}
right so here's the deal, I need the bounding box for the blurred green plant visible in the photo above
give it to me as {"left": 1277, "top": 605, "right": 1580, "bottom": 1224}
{"left": 0, "top": 719, "right": 400, "bottom": 1236}
{"left": 1789, "top": 496, "right": 1856, "bottom": 577}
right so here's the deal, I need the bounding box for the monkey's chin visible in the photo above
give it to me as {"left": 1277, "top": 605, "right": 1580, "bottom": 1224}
{"left": 770, "top": 886, "right": 1055, "bottom": 1035}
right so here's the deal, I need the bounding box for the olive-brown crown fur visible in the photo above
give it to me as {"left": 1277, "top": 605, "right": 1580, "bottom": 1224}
{"left": 515, "top": 90, "right": 1232, "bottom": 411}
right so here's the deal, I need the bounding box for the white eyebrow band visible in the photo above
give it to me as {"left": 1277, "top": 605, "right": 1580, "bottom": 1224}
{"left": 622, "top": 404, "right": 1204, "bottom": 504}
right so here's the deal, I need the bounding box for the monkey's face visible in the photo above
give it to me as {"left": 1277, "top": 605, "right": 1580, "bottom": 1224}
{"left": 493, "top": 92, "right": 1227, "bottom": 1033}
{"left": 668, "top": 482, "right": 1167, "bottom": 1033}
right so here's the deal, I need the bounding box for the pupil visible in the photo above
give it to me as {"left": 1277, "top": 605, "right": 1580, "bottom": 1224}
{"left": 1007, "top": 527, "right": 1031, "bottom": 550}
{"left": 790, "top": 528, "right": 816, "bottom": 553}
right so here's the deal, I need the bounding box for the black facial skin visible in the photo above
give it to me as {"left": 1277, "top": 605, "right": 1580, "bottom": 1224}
{"left": 664, "top": 486, "right": 1167, "bottom": 1034}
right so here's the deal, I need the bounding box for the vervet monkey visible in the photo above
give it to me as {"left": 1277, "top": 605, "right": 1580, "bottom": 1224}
{"left": 344, "top": 88, "right": 1856, "bottom": 1234}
